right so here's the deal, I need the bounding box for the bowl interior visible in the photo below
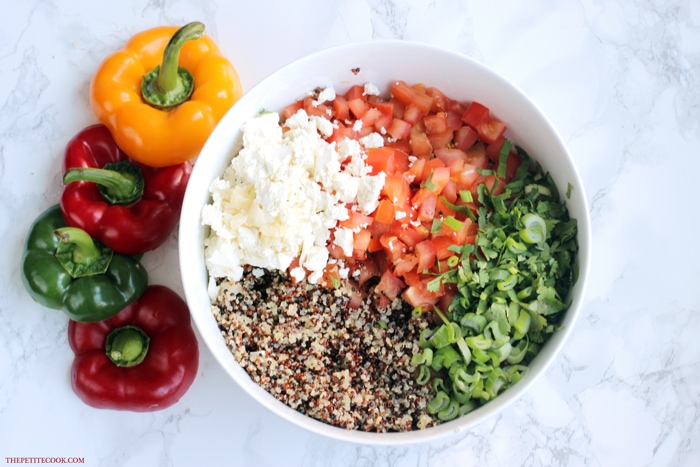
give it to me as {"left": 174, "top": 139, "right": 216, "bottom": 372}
{"left": 179, "top": 40, "right": 591, "bottom": 445}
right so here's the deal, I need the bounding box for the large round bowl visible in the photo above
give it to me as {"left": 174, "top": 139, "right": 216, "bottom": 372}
{"left": 179, "top": 40, "right": 591, "bottom": 445}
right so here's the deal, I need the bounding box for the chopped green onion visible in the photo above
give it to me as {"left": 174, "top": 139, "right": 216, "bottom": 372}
{"left": 443, "top": 216, "right": 464, "bottom": 231}
{"left": 447, "top": 255, "right": 460, "bottom": 268}
{"left": 525, "top": 184, "right": 552, "bottom": 197}
{"left": 437, "top": 399, "right": 460, "bottom": 421}
{"left": 416, "top": 364, "right": 431, "bottom": 385}
{"left": 459, "top": 190, "right": 474, "bottom": 203}
{"left": 427, "top": 391, "right": 451, "bottom": 414}
{"left": 519, "top": 213, "right": 547, "bottom": 244}
{"left": 411, "top": 348, "right": 433, "bottom": 366}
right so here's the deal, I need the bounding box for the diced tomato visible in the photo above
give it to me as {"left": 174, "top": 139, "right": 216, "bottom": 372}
{"left": 441, "top": 180, "right": 458, "bottom": 204}
{"left": 402, "top": 282, "right": 441, "bottom": 309}
{"left": 385, "top": 139, "right": 412, "bottom": 155}
{"left": 454, "top": 125, "right": 479, "bottom": 151}
{"left": 426, "top": 166, "right": 451, "bottom": 194}
{"left": 353, "top": 228, "right": 372, "bottom": 259}
{"left": 434, "top": 196, "right": 456, "bottom": 219}
{"left": 369, "top": 100, "right": 394, "bottom": 132}
{"left": 476, "top": 117, "right": 507, "bottom": 145}
{"left": 395, "top": 224, "right": 429, "bottom": 247}
{"left": 445, "top": 109, "right": 464, "bottom": 131}
{"left": 402, "top": 270, "right": 424, "bottom": 287}
{"left": 353, "top": 257, "right": 380, "bottom": 286}
{"left": 434, "top": 148, "right": 467, "bottom": 166}
{"left": 338, "top": 209, "right": 374, "bottom": 230}
{"left": 347, "top": 280, "right": 364, "bottom": 309}
{"left": 438, "top": 284, "right": 457, "bottom": 312}
{"left": 415, "top": 240, "right": 437, "bottom": 272}
{"left": 332, "top": 96, "right": 349, "bottom": 121}
{"left": 365, "top": 147, "right": 410, "bottom": 175}
{"left": 379, "top": 235, "right": 407, "bottom": 262}
{"left": 348, "top": 97, "right": 369, "bottom": 119}
{"left": 424, "top": 112, "right": 449, "bottom": 135}
{"left": 409, "top": 127, "right": 433, "bottom": 157}
{"left": 382, "top": 173, "right": 411, "bottom": 207}
{"left": 321, "top": 262, "right": 342, "bottom": 289}
{"left": 391, "top": 80, "right": 433, "bottom": 114}
{"left": 328, "top": 126, "right": 357, "bottom": 144}
{"left": 376, "top": 269, "right": 406, "bottom": 300}
{"left": 282, "top": 101, "right": 303, "bottom": 120}
{"left": 465, "top": 142, "right": 489, "bottom": 169}
{"left": 368, "top": 219, "right": 391, "bottom": 239}
{"left": 386, "top": 118, "right": 412, "bottom": 140}
{"left": 393, "top": 254, "right": 418, "bottom": 276}
{"left": 344, "top": 84, "right": 365, "bottom": 100}
{"left": 426, "top": 86, "right": 450, "bottom": 112}
{"left": 303, "top": 96, "right": 330, "bottom": 117}
{"left": 402, "top": 103, "right": 424, "bottom": 125}
{"left": 431, "top": 236, "right": 456, "bottom": 260}
{"left": 427, "top": 128, "right": 454, "bottom": 149}
{"left": 406, "top": 158, "right": 426, "bottom": 183}
{"left": 457, "top": 163, "right": 481, "bottom": 189}
{"left": 462, "top": 101, "right": 490, "bottom": 129}
{"left": 373, "top": 198, "right": 396, "bottom": 225}
{"left": 361, "top": 107, "right": 383, "bottom": 127}
{"left": 421, "top": 158, "right": 446, "bottom": 182}
{"left": 416, "top": 192, "right": 437, "bottom": 222}
{"left": 390, "top": 98, "right": 405, "bottom": 119}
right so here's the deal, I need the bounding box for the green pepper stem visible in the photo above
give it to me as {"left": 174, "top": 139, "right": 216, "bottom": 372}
{"left": 63, "top": 160, "right": 144, "bottom": 205}
{"left": 106, "top": 326, "right": 150, "bottom": 367}
{"left": 141, "top": 21, "right": 205, "bottom": 110}
{"left": 55, "top": 227, "right": 102, "bottom": 266}
{"left": 53, "top": 227, "right": 114, "bottom": 278}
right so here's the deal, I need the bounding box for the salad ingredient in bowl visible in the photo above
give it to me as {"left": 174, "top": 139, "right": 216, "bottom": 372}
{"left": 201, "top": 80, "right": 578, "bottom": 432}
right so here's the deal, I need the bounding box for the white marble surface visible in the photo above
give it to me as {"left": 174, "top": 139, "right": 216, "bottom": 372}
{"left": 1, "top": 0, "right": 699, "bottom": 465}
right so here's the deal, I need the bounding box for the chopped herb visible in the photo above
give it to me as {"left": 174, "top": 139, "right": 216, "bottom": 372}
{"left": 412, "top": 145, "right": 578, "bottom": 416}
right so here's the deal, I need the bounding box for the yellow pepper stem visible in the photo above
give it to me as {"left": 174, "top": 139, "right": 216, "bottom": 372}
{"left": 140, "top": 21, "right": 205, "bottom": 110}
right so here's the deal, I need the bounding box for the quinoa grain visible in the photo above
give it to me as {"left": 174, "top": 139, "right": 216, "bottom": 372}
{"left": 212, "top": 266, "right": 436, "bottom": 432}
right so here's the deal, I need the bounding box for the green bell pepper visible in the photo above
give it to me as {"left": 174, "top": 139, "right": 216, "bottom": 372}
{"left": 21, "top": 205, "right": 148, "bottom": 322}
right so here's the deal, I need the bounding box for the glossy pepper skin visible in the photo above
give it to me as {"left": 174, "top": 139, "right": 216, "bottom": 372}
{"left": 21, "top": 205, "right": 148, "bottom": 322}
{"left": 90, "top": 22, "right": 243, "bottom": 167}
{"left": 68, "top": 285, "right": 199, "bottom": 412}
{"left": 61, "top": 124, "right": 192, "bottom": 255}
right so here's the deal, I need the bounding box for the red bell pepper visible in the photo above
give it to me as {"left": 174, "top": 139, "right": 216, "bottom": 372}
{"left": 60, "top": 124, "right": 192, "bottom": 255}
{"left": 68, "top": 285, "right": 199, "bottom": 412}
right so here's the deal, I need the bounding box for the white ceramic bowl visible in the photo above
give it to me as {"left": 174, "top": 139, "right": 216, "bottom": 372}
{"left": 179, "top": 40, "right": 591, "bottom": 445}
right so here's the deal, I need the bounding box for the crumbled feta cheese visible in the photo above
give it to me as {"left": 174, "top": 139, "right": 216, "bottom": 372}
{"left": 363, "top": 82, "right": 380, "bottom": 96}
{"left": 313, "top": 86, "right": 336, "bottom": 106}
{"left": 203, "top": 108, "right": 385, "bottom": 283}
{"left": 352, "top": 119, "right": 363, "bottom": 132}
{"left": 360, "top": 132, "right": 384, "bottom": 149}
{"left": 333, "top": 227, "right": 355, "bottom": 257}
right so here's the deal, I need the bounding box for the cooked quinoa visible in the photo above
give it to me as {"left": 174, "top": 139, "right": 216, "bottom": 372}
{"left": 212, "top": 266, "right": 437, "bottom": 432}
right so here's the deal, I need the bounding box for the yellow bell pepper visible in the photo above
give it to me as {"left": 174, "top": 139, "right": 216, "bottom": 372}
{"left": 90, "top": 22, "right": 243, "bottom": 167}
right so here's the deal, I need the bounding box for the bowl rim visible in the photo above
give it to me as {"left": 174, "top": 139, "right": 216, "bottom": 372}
{"left": 179, "top": 39, "right": 592, "bottom": 446}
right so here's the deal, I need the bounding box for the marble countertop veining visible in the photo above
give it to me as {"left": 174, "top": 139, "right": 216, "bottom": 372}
{"left": 1, "top": 1, "right": 699, "bottom": 466}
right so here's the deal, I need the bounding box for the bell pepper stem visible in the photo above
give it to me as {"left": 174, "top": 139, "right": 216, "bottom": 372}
{"left": 63, "top": 160, "right": 144, "bottom": 205}
{"left": 106, "top": 326, "right": 150, "bottom": 367}
{"left": 141, "top": 22, "right": 205, "bottom": 110}
{"left": 54, "top": 227, "right": 113, "bottom": 278}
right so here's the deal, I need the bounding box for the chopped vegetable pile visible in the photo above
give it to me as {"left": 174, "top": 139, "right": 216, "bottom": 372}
{"left": 204, "top": 79, "right": 579, "bottom": 429}
{"left": 410, "top": 145, "right": 579, "bottom": 420}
